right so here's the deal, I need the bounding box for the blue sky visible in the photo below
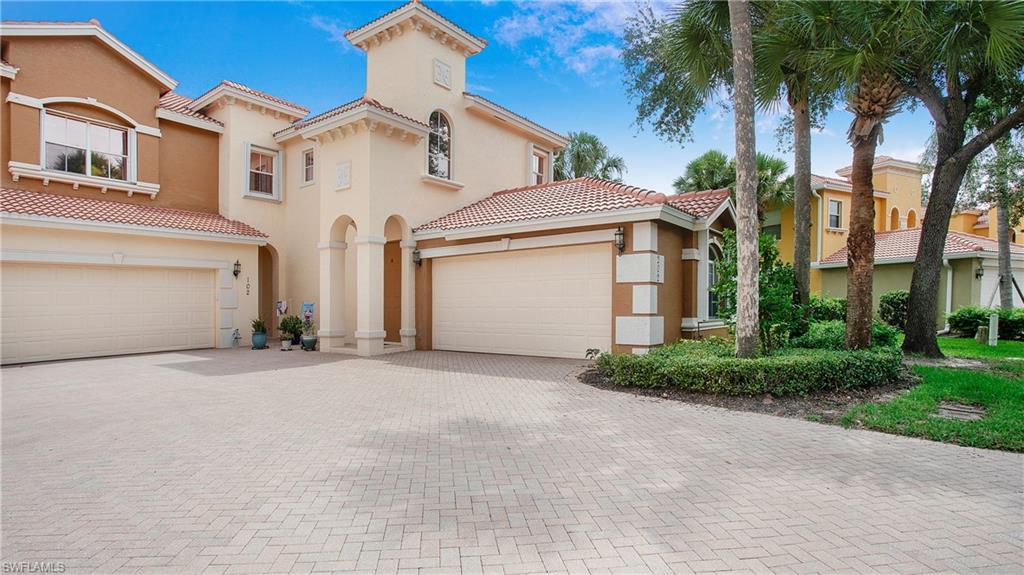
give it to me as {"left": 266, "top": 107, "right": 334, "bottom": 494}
{"left": 4, "top": 0, "right": 935, "bottom": 193}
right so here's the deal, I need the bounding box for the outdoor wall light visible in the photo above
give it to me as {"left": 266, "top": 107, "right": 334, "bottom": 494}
{"left": 412, "top": 249, "right": 422, "bottom": 266}
{"left": 614, "top": 227, "right": 626, "bottom": 254}
{"left": 975, "top": 266, "right": 985, "bottom": 280}
{"left": 233, "top": 260, "right": 241, "bottom": 278}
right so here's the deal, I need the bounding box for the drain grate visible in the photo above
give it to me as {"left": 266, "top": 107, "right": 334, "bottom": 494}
{"left": 934, "top": 402, "right": 986, "bottom": 421}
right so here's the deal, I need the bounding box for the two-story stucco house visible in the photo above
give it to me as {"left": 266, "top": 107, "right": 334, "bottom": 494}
{"left": 0, "top": 2, "right": 735, "bottom": 365}
{"left": 765, "top": 156, "right": 1024, "bottom": 326}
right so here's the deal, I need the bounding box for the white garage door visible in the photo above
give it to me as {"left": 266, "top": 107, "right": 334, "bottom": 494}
{"left": 1, "top": 263, "right": 216, "bottom": 364}
{"left": 432, "top": 243, "right": 611, "bottom": 358}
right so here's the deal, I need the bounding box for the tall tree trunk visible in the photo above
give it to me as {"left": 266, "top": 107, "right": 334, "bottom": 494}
{"left": 904, "top": 124, "right": 969, "bottom": 357}
{"left": 729, "top": 0, "right": 759, "bottom": 358}
{"left": 845, "top": 126, "right": 879, "bottom": 350}
{"left": 995, "top": 139, "right": 1014, "bottom": 310}
{"left": 791, "top": 92, "right": 812, "bottom": 309}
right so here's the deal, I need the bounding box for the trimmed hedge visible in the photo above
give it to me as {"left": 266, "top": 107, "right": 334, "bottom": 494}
{"left": 948, "top": 307, "right": 1024, "bottom": 340}
{"left": 596, "top": 339, "right": 902, "bottom": 396}
{"left": 879, "top": 290, "right": 910, "bottom": 330}
{"left": 808, "top": 295, "right": 847, "bottom": 322}
{"left": 789, "top": 320, "right": 900, "bottom": 350}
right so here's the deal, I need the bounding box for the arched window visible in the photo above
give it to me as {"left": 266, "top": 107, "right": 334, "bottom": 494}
{"left": 708, "top": 243, "right": 723, "bottom": 319}
{"left": 890, "top": 207, "right": 900, "bottom": 230}
{"left": 907, "top": 209, "right": 917, "bottom": 228}
{"left": 428, "top": 111, "right": 451, "bottom": 179}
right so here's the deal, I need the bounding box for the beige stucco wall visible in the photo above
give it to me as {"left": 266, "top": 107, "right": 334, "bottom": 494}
{"left": 819, "top": 261, "right": 967, "bottom": 329}
{"left": 1, "top": 223, "right": 260, "bottom": 347}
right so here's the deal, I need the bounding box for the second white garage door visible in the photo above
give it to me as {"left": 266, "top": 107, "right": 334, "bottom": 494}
{"left": 1, "top": 262, "right": 216, "bottom": 364}
{"left": 432, "top": 243, "right": 611, "bottom": 358}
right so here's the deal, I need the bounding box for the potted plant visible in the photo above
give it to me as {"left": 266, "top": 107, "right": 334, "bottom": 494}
{"left": 251, "top": 318, "right": 268, "bottom": 350}
{"left": 278, "top": 315, "right": 302, "bottom": 351}
{"left": 301, "top": 318, "right": 318, "bottom": 351}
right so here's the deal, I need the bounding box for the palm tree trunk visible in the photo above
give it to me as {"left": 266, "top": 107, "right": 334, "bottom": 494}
{"left": 729, "top": 0, "right": 759, "bottom": 358}
{"left": 791, "top": 92, "right": 812, "bottom": 309}
{"left": 845, "top": 124, "right": 879, "bottom": 350}
{"left": 994, "top": 139, "right": 1014, "bottom": 310}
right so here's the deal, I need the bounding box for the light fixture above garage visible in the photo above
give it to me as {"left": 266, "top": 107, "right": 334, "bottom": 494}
{"left": 614, "top": 227, "right": 626, "bottom": 254}
{"left": 413, "top": 249, "right": 422, "bottom": 266}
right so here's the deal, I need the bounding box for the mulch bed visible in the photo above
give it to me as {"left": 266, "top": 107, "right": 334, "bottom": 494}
{"left": 577, "top": 367, "right": 920, "bottom": 425}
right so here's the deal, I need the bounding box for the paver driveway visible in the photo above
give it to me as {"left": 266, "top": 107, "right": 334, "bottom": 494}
{"left": 2, "top": 349, "right": 1022, "bottom": 575}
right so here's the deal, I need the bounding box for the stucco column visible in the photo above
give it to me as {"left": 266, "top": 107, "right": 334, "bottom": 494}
{"left": 355, "top": 235, "right": 386, "bottom": 356}
{"left": 399, "top": 240, "right": 417, "bottom": 349}
{"left": 317, "top": 241, "right": 347, "bottom": 351}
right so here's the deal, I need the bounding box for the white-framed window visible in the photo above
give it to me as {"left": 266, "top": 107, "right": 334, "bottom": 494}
{"left": 708, "top": 243, "right": 722, "bottom": 319}
{"left": 531, "top": 149, "right": 548, "bottom": 186}
{"left": 43, "top": 110, "right": 129, "bottom": 181}
{"left": 828, "top": 199, "right": 843, "bottom": 228}
{"left": 428, "top": 111, "right": 451, "bottom": 179}
{"left": 302, "top": 148, "right": 315, "bottom": 185}
{"left": 245, "top": 143, "right": 282, "bottom": 200}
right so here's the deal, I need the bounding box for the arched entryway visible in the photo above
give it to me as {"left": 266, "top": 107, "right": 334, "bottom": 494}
{"left": 383, "top": 215, "right": 409, "bottom": 344}
{"left": 258, "top": 243, "right": 279, "bottom": 335}
{"left": 320, "top": 215, "right": 357, "bottom": 351}
{"left": 890, "top": 207, "right": 900, "bottom": 230}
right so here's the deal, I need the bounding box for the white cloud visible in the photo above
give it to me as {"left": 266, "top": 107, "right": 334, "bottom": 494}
{"left": 466, "top": 82, "right": 495, "bottom": 93}
{"left": 309, "top": 14, "right": 352, "bottom": 51}
{"left": 491, "top": 1, "right": 642, "bottom": 80}
{"left": 812, "top": 126, "right": 835, "bottom": 137}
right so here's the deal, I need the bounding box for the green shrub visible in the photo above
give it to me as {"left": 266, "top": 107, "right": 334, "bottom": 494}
{"left": 790, "top": 320, "right": 900, "bottom": 350}
{"left": 278, "top": 315, "right": 303, "bottom": 337}
{"left": 948, "top": 307, "right": 1024, "bottom": 340}
{"left": 808, "top": 295, "right": 847, "bottom": 322}
{"left": 879, "top": 290, "right": 910, "bottom": 330}
{"left": 596, "top": 343, "right": 902, "bottom": 396}
{"left": 713, "top": 231, "right": 801, "bottom": 352}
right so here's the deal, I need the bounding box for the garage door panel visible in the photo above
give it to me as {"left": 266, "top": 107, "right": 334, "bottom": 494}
{"left": 433, "top": 243, "right": 611, "bottom": 359}
{"left": 2, "top": 262, "right": 216, "bottom": 364}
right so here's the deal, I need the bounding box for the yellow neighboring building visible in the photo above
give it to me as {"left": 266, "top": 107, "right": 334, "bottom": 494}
{"left": 767, "top": 156, "right": 928, "bottom": 293}
{"left": 950, "top": 207, "right": 1024, "bottom": 243}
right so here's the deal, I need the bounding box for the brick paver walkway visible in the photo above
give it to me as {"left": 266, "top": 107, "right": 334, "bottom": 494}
{"left": 2, "top": 349, "right": 1021, "bottom": 574}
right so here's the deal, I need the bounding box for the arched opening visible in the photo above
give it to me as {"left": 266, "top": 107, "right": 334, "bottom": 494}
{"left": 907, "top": 209, "right": 918, "bottom": 228}
{"left": 258, "top": 243, "right": 279, "bottom": 336}
{"left": 708, "top": 242, "right": 723, "bottom": 319}
{"left": 324, "top": 216, "right": 357, "bottom": 349}
{"left": 890, "top": 207, "right": 900, "bottom": 230}
{"left": 428, "top": 110, "right": 451, "bottom": 179}
{"left": 383, "top": 215, "right": 409, "bottom": 343}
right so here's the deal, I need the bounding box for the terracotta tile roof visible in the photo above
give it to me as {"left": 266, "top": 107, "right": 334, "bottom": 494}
{"left": 811, "top": 174, "right": 850, "bottom": 187}
{"left": 464, "top": 92, "right": 566, "bottom": 142}
{"left": 282, "top": 96, "right": 428, "bottom": 136}
{"left": 819, "top": 228, "right": 1022, "bottom": 265}
{"left": 345, "top": 0, "right": 486, "bottom": 46}
{"left": 415, "top": 178, "right": 729, "bottom": 233}
{"left": 0, "top": 188, "right": 267, "bottom": 239}
{"left": 157, "top": 92, "right": 223, "bottom": 126}
{"left": 666, "top": 189, "right": 731, "bottom": 218}
{"left": 195, "top": 80, "right": 309, "bottom": 115}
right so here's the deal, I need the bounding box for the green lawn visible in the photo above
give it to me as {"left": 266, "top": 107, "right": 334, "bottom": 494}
{"left": 842, "top": 366, "right": 1024, "bottom": 451}
{"left": 937, "top": 337, "right": 1024, "bottom": 377}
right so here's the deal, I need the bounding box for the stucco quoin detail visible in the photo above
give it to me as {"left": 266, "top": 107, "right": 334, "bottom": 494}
{"left": 615, "top": 316, "right": 665, "bottom": 346}
{"left": 616, "top": 253, "right": 664, "bottom": 284}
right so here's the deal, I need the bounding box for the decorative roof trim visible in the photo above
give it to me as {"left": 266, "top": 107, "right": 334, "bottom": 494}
{"left": 346, "top": 1, "right": 486, "bottom": 56}
{"left": 155, "top": 108, "right": 224, "bottom": 133}
{"left": 0, "top": 21, "right": 177, "bottom": 90}
{"left": 1, "top": 212, "right": 267, "bottom": 245}
{"left": 811, "top": 174, "right": 890, "bottom": 197}
{"left": 277, "top": 102, "right": 429, "bottom": 144}
{"left": 9, "top": 161, "right": 160, "bottom": 199}
{"left": 464, "top": 93, "right": 568, "bottom": 148}
{"left": 835, "top": 156, "right": 926, "bottom": 178}
{"left": 191, "top": 81, "right": 308, "bottom": 120}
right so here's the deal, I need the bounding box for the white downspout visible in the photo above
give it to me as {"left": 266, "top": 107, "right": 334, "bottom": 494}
{"left": 812, "top": 187, "right": 824, "bottom": 263}
{"left": 938, "top": 258, "right": 953, "bottom": 334}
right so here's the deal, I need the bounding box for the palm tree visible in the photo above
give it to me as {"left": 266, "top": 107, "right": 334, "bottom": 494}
{"left": 554, "top": 131, "right": 627, "bottom": 181}
{"left": 755, "top": 1, "right": 840, "bottom": 309}
{"left": 816, "top": 1, "right": 917, "bottom": 350}
{"left": 673, "top": 150, "right": 733, "bottom": 193}
{"left": 729, "top": 0, "right": 759, "bottom": 359}
{"left": 674, "top": 150, "right": 794, "bottom": 221}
